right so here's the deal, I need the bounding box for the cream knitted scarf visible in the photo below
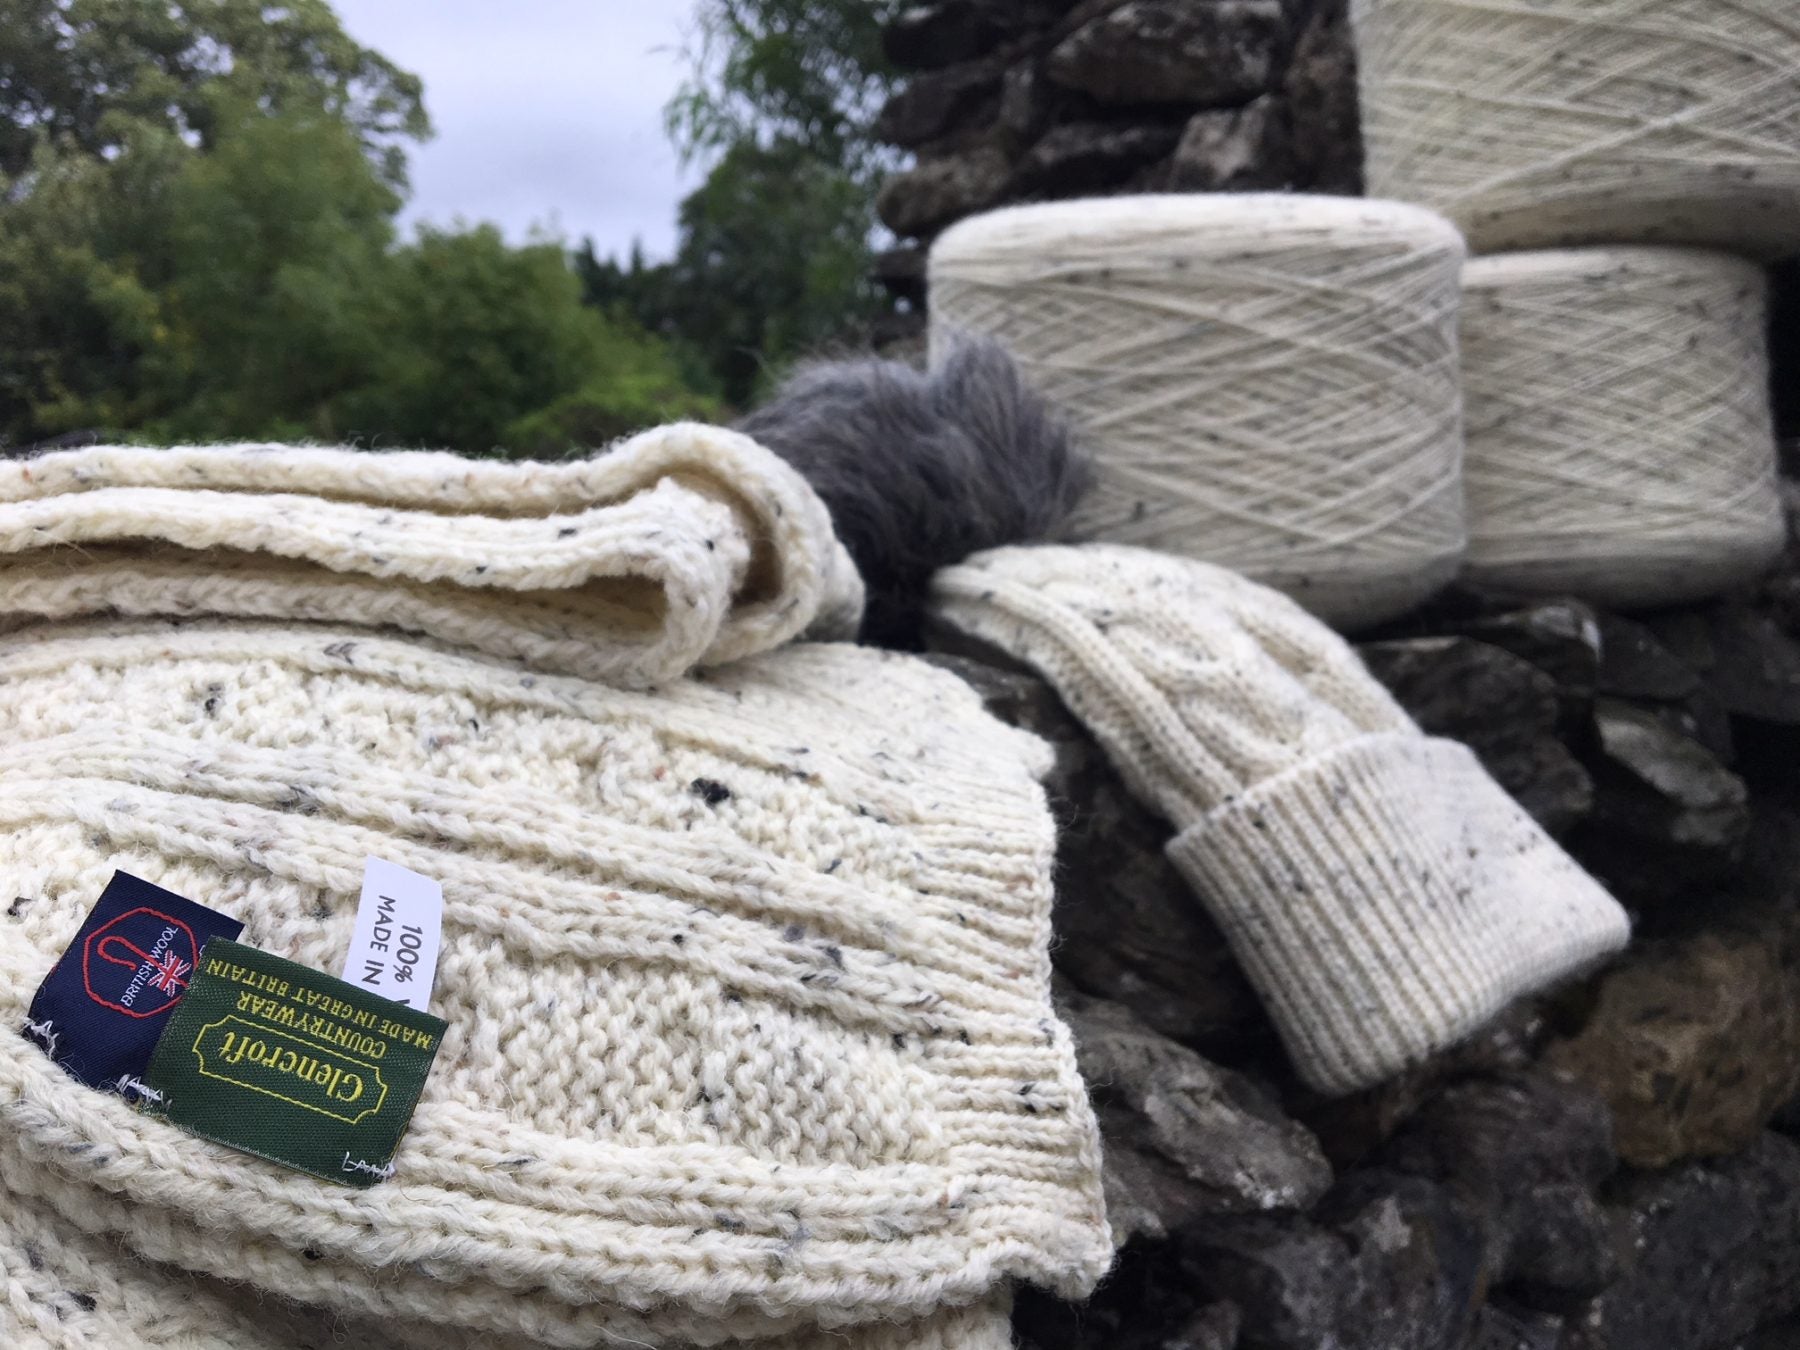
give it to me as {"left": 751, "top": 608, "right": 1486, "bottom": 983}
{"left": 0, "top": 436, "right": 1108, "bottom": 1349}
{"left": 0, "top": 425, "right": 863, "bottom": 687}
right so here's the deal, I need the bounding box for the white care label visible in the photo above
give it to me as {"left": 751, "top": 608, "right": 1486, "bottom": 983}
{"left": 342, "top": 857, "right": 443, "bottom": 1010}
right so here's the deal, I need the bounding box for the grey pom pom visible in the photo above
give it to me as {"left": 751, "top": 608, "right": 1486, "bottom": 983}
{"left": 737, "top": 339, "right": 1090, "bottom": 646}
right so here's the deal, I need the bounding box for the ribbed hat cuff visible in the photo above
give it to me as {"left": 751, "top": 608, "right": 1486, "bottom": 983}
{"left": 1167, "top": 732, "right": 1630, "bottom": 1096}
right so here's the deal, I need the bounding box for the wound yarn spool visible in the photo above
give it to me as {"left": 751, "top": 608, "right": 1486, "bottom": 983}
{"left": 1460, "top": 247, "right": 1785, "bottom": 607}
{"left": 926, "top": 194, "right": 1469, "bottom": 631}
{"left": 1352, "top": 0, "right": 1800, "bottom": 256}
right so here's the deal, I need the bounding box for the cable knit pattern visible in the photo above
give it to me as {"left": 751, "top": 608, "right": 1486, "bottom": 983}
{"left": 0, "top": 427, "right": 864, "bottom": 687}
{"left": 931, "top": 543, "right": 1631, "bottom": 1095}
{"left": 0, "top": 618, "right": 1107, "bottom": 1347}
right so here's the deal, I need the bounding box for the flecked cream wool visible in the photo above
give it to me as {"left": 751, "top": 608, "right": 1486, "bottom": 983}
{"left": 927, "top": 194, "right": 1469, "bottom": 631}
{"left": 1, "top": 1182, "right": 412, "bottom": 1350}
{"left": 0, "top": 439, "right": 1107, "bottom": 1348}
{"left": 2, "top": 1171, "right": 1018, "bottom": 1350}
{"left": 0, "top": 622, "right": 1108, "bottom": 1347}
{"left": 932, "top": 543, "right": 1632, "bottom": 1095}
{"left": 0, "top": 426, "right": 863, "bottom": 688}
{"left": 1458, "top": 248, "right": 1786, "bottom": 607}
{"left": 1352, "top": 0, "right": 1800, "bottom": 256}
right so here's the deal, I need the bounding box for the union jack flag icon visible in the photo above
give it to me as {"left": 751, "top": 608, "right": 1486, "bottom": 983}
{"left": 147, "top": 949, "right": 192, "bottom": 995}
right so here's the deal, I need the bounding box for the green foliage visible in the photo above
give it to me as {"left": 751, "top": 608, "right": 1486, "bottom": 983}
{"left": 0, "top": 103, "right": 721, "bottom": 454}
{"left": 586, "top": 0, "right": 907, "bottom": 407}
{"left": 0, "top": 0, "right": 429, "bottom": 187}
{"left": 0, "top": 123, "right": 186, "bottom": 435}
{"left": 668, "top": 0, "right": 902, "bottom": 178}
{"left": 345, "top": 225, "right": 718, "bottom": 453}
{"left": 0, "top": 0, "right": 835, "bottom": 452}
{"left": 501, "top": 351, "right": 721, "bottom": 459}
{"left": 148, "top": 100, "right": 399, "bottom": 441}
{"left": 659, "top": 138, "right": 889, "bottom": 405}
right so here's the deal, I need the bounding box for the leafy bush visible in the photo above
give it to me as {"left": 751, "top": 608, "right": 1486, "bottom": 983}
{"left": 1, "top": 108, "right": 718, "bottom": 455}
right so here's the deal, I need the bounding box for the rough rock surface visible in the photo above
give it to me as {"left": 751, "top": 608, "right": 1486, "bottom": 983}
{"left": 1571, "top": 696, "right": 1749, "bottom": 905}
{"left": 1668, "top": 603, "right": 1800, "bottom": 727}
{"left": 1358, "top": 636, "right": 1594, "bottom": 835}
{"left": 876, "top": 144, "right": 1012, "bottom": 238}
{"left": 1012, "top": 118, "right": 1185, "bottom": 194}
{"left": 1043, "top": 0, "right": 1285, "bottom": 106}
{"left": 1159, "top": 98, "right": 1291, "bottom": 192}
{"left": 1377, "top": 1074, "right": 1619, "bottom": 1298}
{"left": 923, "top": 645, "right": 1267, "bottom": 1051}
{"left": 1187, "top": 1170, "right": 1487, "bottom": 1350}
{"left": 1281, "top": 0, "right": 1360, "bottom": 193}
{"left": 884, "top": 2, "right": 1004, "bottom": 70}
{"left": 872, "top": 0, "right": 1363, "bottom": 303}
{"left": 874, "top": 59, "right": 1006, "bottom": 148}
{"left": 1452, "top": 599, "right": 1602, "bottom": 711}
{"left": 1745, "top": 1314, "right": 1800, "bottom": 1350}
{"left": 1061, "top": 988, "right": 1333, "bottom": 1243}
{"left": 1458, "top": 1305, "right": 1564, "bottom": 1350}
{"left": 1562, "top": 1133, "right": 1800, "bottom": 1349}
{"left": 1545, "top": 903, "right": 1800, "bottom": 1169}
{"left": 1597, "top": 611, "right": 1700, "bottom": 700}
{"left": 1015, "top": 1242, "right": 1237, "bottom": 1350}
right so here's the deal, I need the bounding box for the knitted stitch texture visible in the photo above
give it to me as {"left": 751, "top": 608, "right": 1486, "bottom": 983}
{"left": 931, "top": 543, "right": 1631, "bottom": 1095}
{"left": 2, "top": 1170, "right": 1016, "bottom": 1350}
{"left": 0, "top": 426, "right": 863, "bottom": 688}
{"left": 1, "top": 1175, "right": 1016, "bottom": 1350}
{"left": 0, "top": 618, "right": 1108, "bottom": 1347}
{"left": 1, "top": 1176, "right": 415, "bottom": 1350}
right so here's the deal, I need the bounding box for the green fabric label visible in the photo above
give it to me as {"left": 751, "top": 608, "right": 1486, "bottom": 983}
{"left": 143, "top": 938, "right": 445, "bottom": 1188}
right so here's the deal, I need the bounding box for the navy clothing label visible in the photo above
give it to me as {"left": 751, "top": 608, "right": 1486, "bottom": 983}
{"left": 22, "top": 872, "right": 243, "bottom": 1095}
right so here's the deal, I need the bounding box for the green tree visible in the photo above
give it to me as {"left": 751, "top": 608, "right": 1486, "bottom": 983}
{"left": 1, "top": 107, "right": 717, "bottom": 451}
{"left": 340, "top": 224, "right": 716, "bottom": 452}
{"left": 0, "top": 0, "right": 429, "bottom": 187}
{"left": 0, "top": 1, "right": 721, "bottom": 454}
{"left": 0, "top": 99, "right": 396, "bottom": 443}
{"left": 664, "top": 138, "right": 887, "bottom": 405}
{"left": 149, "top": 99, "right": 398, "bottom": 440}
{"left": 0, "top": 125, "right": 185, "bottom": 437}
{"left": 500, "top": 323, "right": 721, "bottom": 459}
{"left": 597, "top": 0, "right": 905, "bottom": 403}
{"left": 668, "top": 0, "right": 901, "bottom": 177}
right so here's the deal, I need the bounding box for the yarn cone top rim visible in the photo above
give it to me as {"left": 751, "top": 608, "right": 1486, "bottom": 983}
{"left": 1463, "top": 245, "right": 1768, "bottom": 290}
{"left": 929, "top": 193, "right": 1468, "bottom": 266}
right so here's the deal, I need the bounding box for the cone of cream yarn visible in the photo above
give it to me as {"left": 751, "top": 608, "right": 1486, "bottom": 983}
{"left": 1459, "top": 247, "right": 1785, "bottom": 606}
{"left": 1352, "top": 0, "right": 1800, "bottom": 257}
{"left": 0, "top": 441, "right": 1111, "bottom": 1349}
{"left": 927, "top": 194, "right": 1469, "bottom": 632}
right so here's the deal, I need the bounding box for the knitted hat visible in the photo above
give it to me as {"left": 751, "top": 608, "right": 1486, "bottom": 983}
{"left": 0, "top": 426, "right": 863, "bottom": 688}
{"left": 931, "top": 543, "right": 1631, "bottom": 1096}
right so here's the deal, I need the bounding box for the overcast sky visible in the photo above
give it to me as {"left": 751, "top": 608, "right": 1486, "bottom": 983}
{"left": 331, "top": 0, "right": 702, "bottom": 262}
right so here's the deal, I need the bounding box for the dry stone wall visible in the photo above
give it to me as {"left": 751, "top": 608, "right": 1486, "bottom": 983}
{"left": 871, "top": 0, "right": 1362, "bottom": 309}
